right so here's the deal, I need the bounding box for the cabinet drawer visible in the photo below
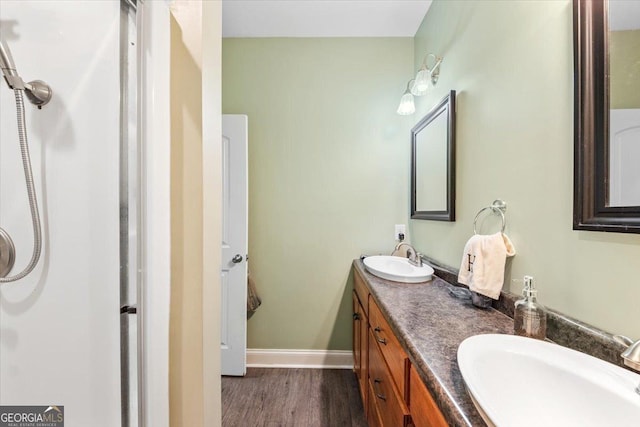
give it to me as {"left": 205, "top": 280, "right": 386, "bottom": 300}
{"left": 369, "top": 297, "right": 408, "bottom": 396}
{"left": 369, "top": 329, "right": 410, "bottom": 427}
{"left": 409, "top": 364, "right": 448, "bottom": 427}
{"left": 354, "top": 268, "right": 369, "bottom": 316}
{"left": 367, "top": 380, "right": 384, "bottom": 427}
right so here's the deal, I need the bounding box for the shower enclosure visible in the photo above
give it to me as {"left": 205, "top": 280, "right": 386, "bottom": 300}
{"left": 0, "top": 1, "right": 170, "bottom": 425}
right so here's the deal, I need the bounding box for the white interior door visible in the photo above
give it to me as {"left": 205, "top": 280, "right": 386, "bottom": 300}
{"left": 610, "top": 109, "right": 640, "bottom": 207}
{"left": 221, "top": 115, "right": 248, "bottom": 376}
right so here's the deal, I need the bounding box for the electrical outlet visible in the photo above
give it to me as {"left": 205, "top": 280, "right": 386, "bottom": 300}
{"left": 394, "top": 224, "right": 406, "bottom": 241}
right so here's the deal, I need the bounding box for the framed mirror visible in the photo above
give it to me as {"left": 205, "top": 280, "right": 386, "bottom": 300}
{"left": 573, "top": 0, "right": 640, "bottom": 233}
{"left": 411, "top": 90, "right": 456, "bottom": 221}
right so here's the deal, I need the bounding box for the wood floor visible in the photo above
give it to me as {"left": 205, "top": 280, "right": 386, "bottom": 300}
{"left": 222, "top": 368, "right": 368, "bottom": 427}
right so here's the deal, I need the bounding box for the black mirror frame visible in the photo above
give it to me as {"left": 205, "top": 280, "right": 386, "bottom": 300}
{"left": 573, "top": 0, "right": 640, "bottom": 233}
{"left": 411, "top": 90, "right": 456, "bottom": 221}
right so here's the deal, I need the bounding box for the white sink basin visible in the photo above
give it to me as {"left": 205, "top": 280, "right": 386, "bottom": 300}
{"left": 363, "top": 255, "right": 434, "bottom": 283}
{"left": 457, "top": 334, "right": 640, "bottom": 427}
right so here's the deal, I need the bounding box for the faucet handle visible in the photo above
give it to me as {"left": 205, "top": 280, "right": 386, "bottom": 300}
{"left": 621, "top": 340, "right": 640, "bottom": 372}
{"left": 614, "top": 335, "right": 640, "bottom": 373}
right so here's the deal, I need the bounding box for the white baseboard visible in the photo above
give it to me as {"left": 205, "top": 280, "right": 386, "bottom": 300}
{"left": 247, "top": 349, "right": 353, "bottom": 369}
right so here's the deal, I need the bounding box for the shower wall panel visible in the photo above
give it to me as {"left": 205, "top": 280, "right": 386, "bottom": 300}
{"left": 0, "top": 1, "right": 121, "bottom": 425}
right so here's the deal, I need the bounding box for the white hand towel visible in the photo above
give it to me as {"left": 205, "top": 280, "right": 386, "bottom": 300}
{"left": 457, "top": 232, "right": 516, "bottom": 299}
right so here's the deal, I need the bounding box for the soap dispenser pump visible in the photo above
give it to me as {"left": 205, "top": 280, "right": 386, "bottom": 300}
{"left": 514, "top": 276, "right": 547, "bottom": 340}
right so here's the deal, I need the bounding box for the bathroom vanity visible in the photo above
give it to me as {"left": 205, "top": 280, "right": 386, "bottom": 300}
{"left": 352, "top": 259, "right": 513, "bottom": 426}
{"left": 355, "top": 275, "right": 437, "bottom": 426}
{"left": 352, "top": 257, "right": 637, "bottom": 426}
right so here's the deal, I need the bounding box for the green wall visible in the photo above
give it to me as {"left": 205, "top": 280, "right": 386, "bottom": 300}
{"left": 411, "top": 0, "right": 640, "bottom": 339}
{"left": 610, "top": 30, "right": 640, "bottom": 109}
{"left": 223, "top": 1, "right": 640, "bottom": 351}
{"left": 222, "top": 38, "right": 413, "bottom": 350}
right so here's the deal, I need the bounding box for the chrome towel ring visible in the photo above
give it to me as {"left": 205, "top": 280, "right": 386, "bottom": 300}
{"left": 473, "top": 199, "right": 507, "bottom": 235}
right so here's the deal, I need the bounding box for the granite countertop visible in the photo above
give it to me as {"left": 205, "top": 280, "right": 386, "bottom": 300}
{"left": 353, "top": 259, "right": 514, "bottom": 427}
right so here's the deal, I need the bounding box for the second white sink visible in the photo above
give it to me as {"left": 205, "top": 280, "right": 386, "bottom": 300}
{"left": 363, "top": 255, "right": 434, "bottom": 283}
{"left": 457, "top": 334, "right": 640, "bottom": 427}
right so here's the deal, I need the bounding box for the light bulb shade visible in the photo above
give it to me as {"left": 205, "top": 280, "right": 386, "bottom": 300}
{"left": 410, "top": 82, "right": 424, "bottom": 96}
{"left": 412, "top": 68, "right": 430, "bottom": 95}
{"left": 396, "top": 91, "right": 415, "bottom": 115}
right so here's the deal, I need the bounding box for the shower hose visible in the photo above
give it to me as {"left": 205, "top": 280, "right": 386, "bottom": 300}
{"left": 0, "top": 89, "right": 42, "bottom": 283}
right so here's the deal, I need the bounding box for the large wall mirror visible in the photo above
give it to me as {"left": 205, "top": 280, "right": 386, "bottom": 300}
{"left": 411, "top": 90, "right": 456, "bottom": 221}
{"left": 574, "top": 0, "right": 640, "bottom": 233}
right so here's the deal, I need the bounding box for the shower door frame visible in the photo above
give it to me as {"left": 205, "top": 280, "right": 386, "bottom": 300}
{"left": 119, "top": 0, "right": 145, "bottom": 426}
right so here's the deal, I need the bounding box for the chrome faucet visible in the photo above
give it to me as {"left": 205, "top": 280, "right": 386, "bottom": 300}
{"left": 392, "top": 242, "right": 423, "bottom": 267}
{"left": 614, "top": 335, "right": 640, "bottom": 396}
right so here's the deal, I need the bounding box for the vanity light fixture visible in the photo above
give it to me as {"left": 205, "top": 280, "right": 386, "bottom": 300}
{"left": 396, "top": 53, "right": 444, "bottom": 115}
{"left": 411, "top": 53, "right": 443, "bottom": 96}
{"left": 396, "top": 79, "right": 416, "bottom": 115}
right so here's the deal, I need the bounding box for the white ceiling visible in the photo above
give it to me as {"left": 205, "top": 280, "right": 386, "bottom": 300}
{"left": 222, "top": 0, "right": 433, "bottom": 38}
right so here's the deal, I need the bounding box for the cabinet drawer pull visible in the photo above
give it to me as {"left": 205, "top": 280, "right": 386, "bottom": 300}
{"left": 373, "top": 378, "right": 386, "bottom": 401}
{"left": 373, "top": 326, "right": 387, "bottom": 345}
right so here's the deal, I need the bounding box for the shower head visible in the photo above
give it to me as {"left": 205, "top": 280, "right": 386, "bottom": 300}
{"left": 0, "top": 38, "right": 18, "bottom": 74}
{"left": 0, "top": 38, "right": 24, "bottom": 89}
{"left": 0, "top": 38, "right": 18, "bottom": 75}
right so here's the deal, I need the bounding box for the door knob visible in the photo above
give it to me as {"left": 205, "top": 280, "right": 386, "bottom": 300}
{"left": 232, "top": 254, "right": 243, "bottom": 264}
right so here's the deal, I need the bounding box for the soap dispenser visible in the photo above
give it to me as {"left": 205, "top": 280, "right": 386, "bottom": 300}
{"left": 514, "top": 276, "right": 547, "bottom": 340}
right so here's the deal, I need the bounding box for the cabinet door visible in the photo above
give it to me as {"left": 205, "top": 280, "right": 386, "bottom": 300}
{"left": 353, "top": 291, "right": 368, "bottom": 410}
{"left": 409, "top": 364, "right": 448, "bottom": 427}
{"left": 354, "top": 268, "right": 369, "bottom": 316}
{"left": 353, "top": 291, "right": 361, "bottom": 377}
{"left": 359, "top": 301, "right": 368, "bottom": 410}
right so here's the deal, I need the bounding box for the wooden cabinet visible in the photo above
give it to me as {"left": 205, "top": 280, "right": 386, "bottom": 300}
{"left": 353, "top": 266, "right": 447, "bottom": 427}
{"left": 354, "top": 268, "right": 369, "bottom": 314}
{"left": 353, "top": 269, "right": 370, "bottom": 412}
{"left": 408, "top": 365, "right": 448, "bottom": 427}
